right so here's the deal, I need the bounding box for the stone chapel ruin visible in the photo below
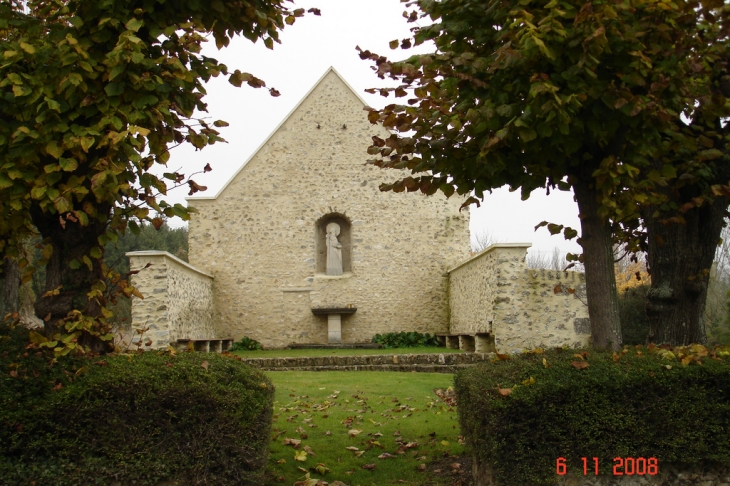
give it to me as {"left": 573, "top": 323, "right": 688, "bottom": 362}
{"left": 126, "top": 68, "right": 590, "bottom": 353}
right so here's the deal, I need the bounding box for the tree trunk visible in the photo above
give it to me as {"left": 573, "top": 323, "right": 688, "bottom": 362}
{"left": 30, "top": 202, "right": 111, "bottom": 353}
{"left": 1, "top": 256, "right": 20, "bottom": 317}
{"left": 573, "top": 179, "right": 623, "bottom": 351}
{"left": 643, "top": 197, "right": 726, "bottom": 346}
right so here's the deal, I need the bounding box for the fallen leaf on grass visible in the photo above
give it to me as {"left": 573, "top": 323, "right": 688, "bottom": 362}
{"left": 451, "top": 462, "right": 462, "bottom": 469}
{"left": 571, "top": 361, "right": 589, "bottom": 370}
{"left": 497, "top": 387, "right": 512, "bottom": 396}
{"left": 276, "top": 458, "right": 286, "bottom": 464}
{"left": 378, "top": 452, "right": 396, "bottom": 459}
{"left": 325, "top": 430, "right": 331, "bottom": 436}
{"left": 201, "top": 360, "right": 209, "bottom": 370}
{"left": 283, "top": 438, "right": 302, "bottom": 448}
{"left": 304, "top": 445, "right": 316, "bottom": 456}
{"left": 419, "top": 463, "right": 427, "bottom": 471}
{"left": 440, "top": 440, "right": 450, "bottom": 446}
{"left": 313, "top": 463, "right": 330, "bottom": 475}
{"left": 496, "top": 353, "right": 510, "bottom": 360}
{"left": 362, "top": 463, "right": 376, "bottom": 470}
{"left": 294, "top": 450, "right": 308, "bottom": 462}
{"left": 347, "top": 429, "right": 362, "bottom": 437}
{"left": 346, "top": 446, "right": 359, "bottom": 451}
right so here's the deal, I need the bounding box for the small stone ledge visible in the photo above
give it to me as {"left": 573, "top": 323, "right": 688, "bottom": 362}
{"left": 126, "top": 250, "right": 214, "bottom": 279}
{"left": 176, "top": 338, "right": 233, "bottom": 353}
{"left": 436, "top": 333, "right": 496, "bottom": 353}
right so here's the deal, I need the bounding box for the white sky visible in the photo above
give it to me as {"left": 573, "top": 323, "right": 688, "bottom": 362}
{"left": 163, "top": 0, "right": 582, "bottom": 259}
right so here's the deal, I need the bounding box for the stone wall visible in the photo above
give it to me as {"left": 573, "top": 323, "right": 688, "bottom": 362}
{"left": 187, "top": 68, "right": 471, "bottom": 349}
{"left": 127, "top": 251, "right": 216, "bottom": 349}
{"left": 448, "top": 244, "right": 590, "bottom": 354}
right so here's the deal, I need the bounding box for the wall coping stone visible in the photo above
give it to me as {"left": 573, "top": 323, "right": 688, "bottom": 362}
{"left": 447, "top": 243, "right": 532, "bottom": 274}
{"left": 126, "top": 250, "right": 214, "bottom": 279}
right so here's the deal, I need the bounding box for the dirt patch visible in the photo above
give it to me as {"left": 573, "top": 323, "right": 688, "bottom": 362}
{"left": 425, "top": 451, "right": 473, "bottom": 486}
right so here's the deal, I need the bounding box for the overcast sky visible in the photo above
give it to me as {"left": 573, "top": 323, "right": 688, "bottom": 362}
{"left": 164, "top": 0, "right": 582, "bottom": 259}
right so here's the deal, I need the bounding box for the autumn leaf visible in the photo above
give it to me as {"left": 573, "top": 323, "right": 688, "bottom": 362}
{"left": 612, "top": 352, "right": 620, "bottom": 362}
{"left": 362, "top": 463, "right": 376, "bottom": 470}
{"left": 497, "top": 388, "right": 512, "bottom": 396}
{"left": 276, "top": 458, "right": 286, "bottom": 464}
{"left": 571, "top": 361, "right": 589, "bottom": 370}
{"left": 283, "top": 438, "right": 301, "bottom": 448}
{"left": 348, "top": 429, "right": 362, "bottom": 437}
{"left": 496, "top": 353, "right": 510, "bottom": 361}
{"left": 201, "top": 360, "right": 209, "bottom": 371}
{"left": 294, "top": 450, "right": 307, "bottom": 461}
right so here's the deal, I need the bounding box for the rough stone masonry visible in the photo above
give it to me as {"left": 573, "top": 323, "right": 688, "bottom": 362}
{"left": 127, "top": 67, "right": 590, "bottom": 352}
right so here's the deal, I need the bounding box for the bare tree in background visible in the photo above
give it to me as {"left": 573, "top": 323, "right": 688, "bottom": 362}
{"left": 705, "top": 221, "right": 730, "bottom": 343}
{"left": 526, "top": 246, "right": 578, "bottom": 271}
{"left": 471, "top": 230, "right": 503, "bottom": 254}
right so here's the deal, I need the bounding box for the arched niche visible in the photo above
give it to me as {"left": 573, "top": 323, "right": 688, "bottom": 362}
{"left": 315, "top": 213, "right": 352, "bottom": 275}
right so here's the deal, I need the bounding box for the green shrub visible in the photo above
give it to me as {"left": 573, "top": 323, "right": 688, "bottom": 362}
{"left": 0, "top": 325, "right": 274, "bottom": 486}
{"left": 618, "top": 284, "right": 650, "bottom": 345}
{"left": 371, "top": 331, "right": 440, "bottom": 348}
{"left": 230, "top": 336, "right": 263, "bottom": 351}
{"left": 455, "top": 346, "right": 730, "bottom": 486}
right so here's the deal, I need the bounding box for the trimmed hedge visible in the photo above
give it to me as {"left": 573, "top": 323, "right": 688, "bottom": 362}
{"left": 371, "top": 331, "right": 440, "bottom": 348}
{"left": 455, "top": 346, "right": 730, "bottom": 486}
{"left": 0, "top": 325, "right": 274, "bottom": 486}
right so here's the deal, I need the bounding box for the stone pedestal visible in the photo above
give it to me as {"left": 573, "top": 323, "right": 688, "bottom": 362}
{"left": 327, "top": 314, "right": 342, "bottom": 343}
{"left": 311, "top": 307, "right": 357, "bottom": 344}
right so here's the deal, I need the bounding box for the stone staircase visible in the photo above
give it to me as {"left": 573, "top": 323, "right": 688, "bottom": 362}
{"left": 241, "top": 352, "right": 494, "bottom": 373}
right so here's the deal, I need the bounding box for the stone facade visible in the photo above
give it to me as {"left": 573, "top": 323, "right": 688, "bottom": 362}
{"left": 126, "top": 251, "right": 216, "bottom": 348}
{"left": 448, "top": 244, "right": 590, "bottom": 354}
{"left": 186, "top": 68, "right": 471, "bottom": 348}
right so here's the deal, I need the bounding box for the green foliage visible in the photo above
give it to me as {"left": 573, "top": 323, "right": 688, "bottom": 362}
{"left": 230, "top": 335, "right": 263, "bottom": 351}
{"left": 362, "top": 0, "right": 729, "bottom": 347}
{"left": 618, "top": 284, "right": 650, "bottom": 345}
{"left": 0, "top": 325, "right": 274, "bottom": 485}
{"left": 372, "top": 331, "right": 440, "bottom": 349}
{"left": 104, "top": 220, "right": 188, "bottom": 275}
{"left": 455, "top": 346, "right": 730, "bottom": 486}
{"left": 0, "top": 0, "right": 316, "bottom": 355}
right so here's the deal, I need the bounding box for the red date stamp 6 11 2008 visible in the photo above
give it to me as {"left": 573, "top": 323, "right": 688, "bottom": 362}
{"left": 556, "top": 457, "right": 659, "bottom": 476}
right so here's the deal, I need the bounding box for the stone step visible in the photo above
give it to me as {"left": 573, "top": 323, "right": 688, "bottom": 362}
{"left": 241, "top": 352, "right": 494, "bottom": 371}
{"left": 287, "top": 343, "right": 383, "bottom": 349}
{"left": 252, "top": 363, "right": 481, "bottom": 373}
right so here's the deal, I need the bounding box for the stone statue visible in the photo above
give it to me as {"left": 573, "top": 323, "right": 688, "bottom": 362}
{"left": 326, "top": 222, "right": 343, "bottom": 275}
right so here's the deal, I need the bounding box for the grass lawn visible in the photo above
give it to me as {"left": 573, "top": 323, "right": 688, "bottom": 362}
{"left": 265, "top": 371, "right": 469, "bottom": 486}
{"left": 234, "top": 346, "right": 463, "bottom": 359}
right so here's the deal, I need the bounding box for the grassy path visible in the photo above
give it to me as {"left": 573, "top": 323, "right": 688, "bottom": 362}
{"left": 265, "top": 371, "right": 468, "bottom": 486}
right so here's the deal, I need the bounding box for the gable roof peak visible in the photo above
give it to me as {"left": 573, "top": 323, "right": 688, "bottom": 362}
{"left": 188, "top": 66, "right": 371, "bottom": 201}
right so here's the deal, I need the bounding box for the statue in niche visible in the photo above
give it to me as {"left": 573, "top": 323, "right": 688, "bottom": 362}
{"left": 326, "top": 222, "right": 343, "bottom": 275}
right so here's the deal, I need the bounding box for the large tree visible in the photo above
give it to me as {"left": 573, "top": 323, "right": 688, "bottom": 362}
{"left": 360, "top": 0, "right": 726, "bottom": 349}
{"left": 0, "top": 0, "right": 317, "bottom": 353}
